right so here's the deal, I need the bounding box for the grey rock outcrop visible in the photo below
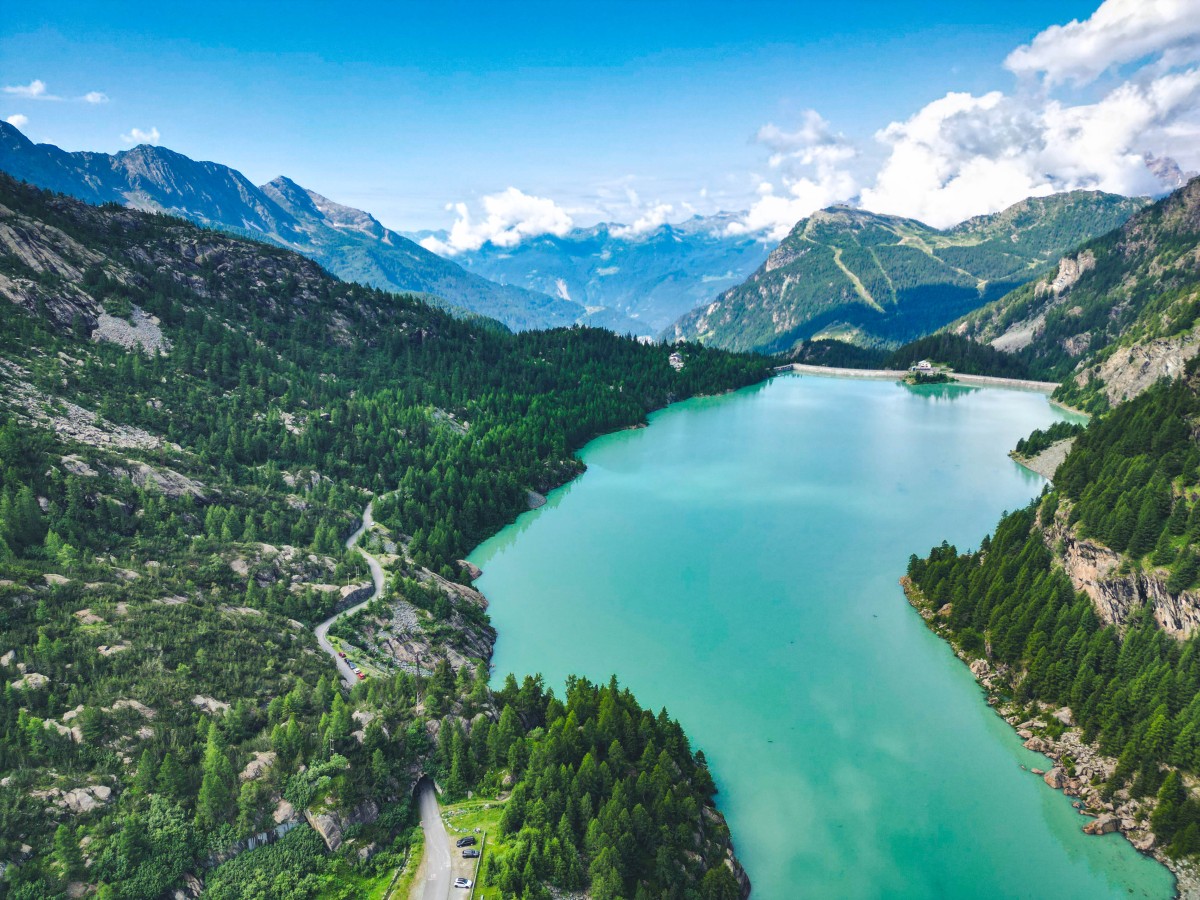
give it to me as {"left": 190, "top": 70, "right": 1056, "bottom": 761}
{"left": 1047, "top": 508, "right": 1200, "bottom": 638}
{"left": 1079, "top": 330, "right": 1200, "bottom": 407}
{"left": 91, "top": 305, "right": 170, "bottom": 355}
{"left": 304, "top": 799, "right": 379, "bottom": 851}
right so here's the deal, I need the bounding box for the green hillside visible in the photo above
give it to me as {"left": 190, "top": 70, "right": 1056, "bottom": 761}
{"left": 671, "top": 192, "right": 1147, "bottom": 353}
{"left": 0, "top": 174, "right": 763, "bottom": 899}
{"left": 951, "top": 177, "right": 1200, "bottom": 412}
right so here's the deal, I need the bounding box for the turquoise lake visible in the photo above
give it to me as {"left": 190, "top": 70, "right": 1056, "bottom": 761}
{"left": 469, "top": 374, "right": 1176, "bottom": 898}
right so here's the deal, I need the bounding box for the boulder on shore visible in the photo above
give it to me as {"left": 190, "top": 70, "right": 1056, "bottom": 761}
{"left": 1083, "top": 814, "right": 1120, "bottom": 835}
{"left": 1052, "top": 707, "right": 1075, "bottom": 726}
{"left": 1044, "top": 767, "right": 1069, "bottom": 790}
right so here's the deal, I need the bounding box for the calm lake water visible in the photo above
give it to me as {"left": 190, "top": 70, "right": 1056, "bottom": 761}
{"left": 469, "top": 374, "right": 1175, "bottom": 898}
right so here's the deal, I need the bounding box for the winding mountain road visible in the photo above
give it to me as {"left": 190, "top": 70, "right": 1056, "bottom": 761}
{"left": 315, "top": 506, "right": 452, "bottom": 899}
{"left": 314, "top": 500, "right": 387, "bottom": 688}
{"left": 416, "top": 779, "right": 452, "bottom": 900}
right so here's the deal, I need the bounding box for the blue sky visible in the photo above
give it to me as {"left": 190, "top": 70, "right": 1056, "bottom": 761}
{"left": 2, "top": 0, "right": 1198, "bottom": 244}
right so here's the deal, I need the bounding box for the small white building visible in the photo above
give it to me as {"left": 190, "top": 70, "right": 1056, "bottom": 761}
{"left": 910, "top": 359, "right": 935, "bottom": 373}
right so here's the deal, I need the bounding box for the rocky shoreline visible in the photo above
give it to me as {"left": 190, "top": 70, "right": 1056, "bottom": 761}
{"left": 902, "top": 576, "right": 1200, "bottom": 899}
{"left": 1009, "top": 437, "right": 1076, "bottom": 481}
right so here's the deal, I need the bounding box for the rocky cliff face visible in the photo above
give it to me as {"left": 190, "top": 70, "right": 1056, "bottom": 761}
{"left": 954, "top": 177, "right": 1200, "bottom": 400}
{"left": 968, "top": 250, "right": 1097, "bottom": 353}
{"left": 1047, "top": 508, "right": 1200, "bottom": 637}
{"left": 1075, "top": 330, "right": 1200, "bottom": 407}
{"left": 1038, "top": 250, "right": 1096, "bottom": 299}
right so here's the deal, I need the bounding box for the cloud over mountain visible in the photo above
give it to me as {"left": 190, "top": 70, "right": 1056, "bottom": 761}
{"left": 410, "top": 0, "right": 1200, "bottom": 250}
{"left": 121, "top": 126, "right": 161, "bottom": 145}
{"left": 421, "top": 187, "right": 575, "bottom": 254}
{"left": 726, "top": 111, "right": 859, "bottom": 240}
{"left": 733, "top": 0, "right": 1200, "bottom": 233}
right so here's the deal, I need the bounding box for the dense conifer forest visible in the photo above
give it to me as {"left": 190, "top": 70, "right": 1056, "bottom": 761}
{"left": 0, "top": 175, "right": 763, "bottom": 898}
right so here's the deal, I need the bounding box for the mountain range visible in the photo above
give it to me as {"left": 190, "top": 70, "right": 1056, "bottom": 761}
{"left": 0, "top": 122, "right": 775, "bottom": 337}
{"left": 417, "top": 214, "right": 770, "bottom": 335}
{"left": 670, "top": 193, "right": 1149, "bottom": 353}
{"left": 949, "top": 175, "right": 1200, "bottom": 411}
{"left": 0, "top": 121, "right": 591, "bottom": 331}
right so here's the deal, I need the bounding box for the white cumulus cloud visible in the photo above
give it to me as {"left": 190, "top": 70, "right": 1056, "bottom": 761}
{"left": 611, "top": 202, "right": 674, "bottom": 238}
{"left": 3, "top": 79, "right": 59, "bottom": 100}
{"left": 3, "top": 80, "right": 110, "bottom": 104}
{"left": 1005, "top": 0, "right": 1200, "bottom": 86}
{"left": 5, "top": 114, "right": 29, "bottom": 129}
{"left": 121, "top": 126, "right": 161, "bottom": 145}
{"left": 420, "top": 187, "right": 574, "bottom": 254}
{"left": 727, "top": 110, "right": 859, "bottom": 240}
{"left": 858, "top": 67, "right": 1200, "bottom": 227}
{"left": 726, "top": 1, "right": 1200, "bottom": 234}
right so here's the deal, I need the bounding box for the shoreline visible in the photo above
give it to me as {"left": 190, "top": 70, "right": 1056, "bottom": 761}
{"left": 1009, "top": 438, "right": 1077, "bottom": 481}
{"left": 902, "top": 576, "right": 1198, "bottom": 898}
{"left": 780, "top": 363, "right": 1062, "bottom": 394}
{"left": 461, "top": 383, "right": 758, "bottom": 898}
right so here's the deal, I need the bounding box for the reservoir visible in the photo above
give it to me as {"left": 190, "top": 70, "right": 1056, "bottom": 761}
{"left": 469, "top": 374, "right": 1175, "bottom": 898}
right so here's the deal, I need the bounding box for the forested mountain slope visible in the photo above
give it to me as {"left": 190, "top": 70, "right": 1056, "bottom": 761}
{"left": 0, "top": 174, "right": 763, "bottom": 899}
{"left": 0, "top": 121, "right": 584, "bottom": 332}
{"left": 671, "top": 192, "right": 1146, "bottom": 354}
{"left": 951, "top": 176, "right": 1200, "bottom": 412}
{"left": 907, "top": 360, "right": 1200, "bottom": 870}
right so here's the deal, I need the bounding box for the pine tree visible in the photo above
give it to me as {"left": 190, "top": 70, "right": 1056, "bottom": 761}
{"left": 1167, "top": 497, "right": 1189, "bottom": 535}
{"left": 156, "top": 752, "right": 186, "bottom": 799}
{"left": 1168, "top": 551, "right": 1200, "bottom": 594}
{"left": 54, "top": 824, "right": 83, "bottom": 880}
{"left": 195, "top": 724, "right": 236, "bottom": 828}
{"left": 371, "top": 748, "right": 390, "bottom": 789}
{"left": 134, "top": 748, "right": 158, "bottom": 794}
{"left": 1152, "top": 529, "right": 1179, "bottom": 567}
{"left": 700, "top": 864, "right": 742, "bottom": 900}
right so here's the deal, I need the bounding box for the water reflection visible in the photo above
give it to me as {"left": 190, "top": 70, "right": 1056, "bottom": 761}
{"left": 901, "top": 382, "right": 981, "bottom": 402}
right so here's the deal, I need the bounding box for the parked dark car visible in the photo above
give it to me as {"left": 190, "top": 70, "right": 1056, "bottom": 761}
{"left": 462, "top": 849, "right": 481, "bottom": 858}
{"left": 455, "top": 836, "right": 477, "bottom": 848}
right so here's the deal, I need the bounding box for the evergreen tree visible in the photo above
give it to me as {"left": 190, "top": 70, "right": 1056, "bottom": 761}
{"left": 195, "top": 723, "right": 237, "bottom": 828}
{"left": 134, "top": 748, "right": 158, "bottom": 795}
{"left": 53, "top": 824, "right": 83, "bottom": 880}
